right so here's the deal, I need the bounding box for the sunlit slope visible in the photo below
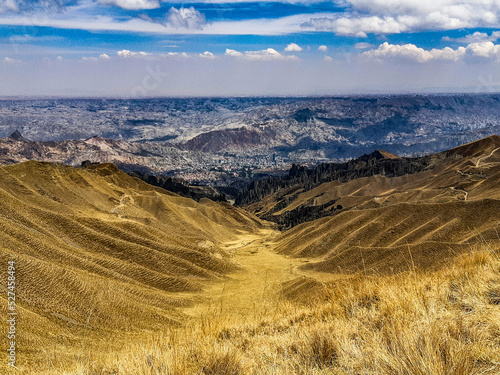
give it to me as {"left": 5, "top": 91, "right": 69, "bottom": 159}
{"left": 0, "top": 161, "right": 264, "bottom": 342}
{"left": 276, "top": 136, "right": 500, "bottom": 273}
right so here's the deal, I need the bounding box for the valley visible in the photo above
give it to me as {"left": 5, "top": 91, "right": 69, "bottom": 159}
{"left": 0, "top": 135, "right": 499, "bottom": 373}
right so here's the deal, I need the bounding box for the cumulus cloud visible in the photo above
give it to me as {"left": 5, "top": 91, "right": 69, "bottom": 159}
{"left": 442, "top": 31, "right": 500, "bottom": 43}
{"left": 302, "top": 1, "right": 500, "bottom": 36}
{"left": 362, "top": 42, "right": 464, "bottom": 62}
{"left": 117, "top": 50, "right": 151, "bottom": 58}
{"left": 466, "top": 41, "right": 500, "bottom": 58}
{"left": 318, "top": 45, "right": 328, "bottom": 52}
{"left": 244, "top": 48, "right": 283, "bottom": 60}
{"left": 225, "top": 49, "right": 244, "bottom": 57}
{"left": 284, "top": 43, "right": 302, "bottom": 52}
{"left": 225, "top": 48, "right": 297, "bottom": 60}
{"left": 165, "top": 7, "right": 207, "bottom": 30}
{"left": 99, "top": 0, "right": 160, "bottom": 10}
{"left": 99, "top": 53, "right": 111, "bottom": 60}
{"left": 324, "top": 55, "right": 333, "bottom": 62}
{"left": 199, "top": 51, "right": 215, "bottom": 58}
{"left": 162, "top": 52, "right": 189, "bottom": 57}
{"left": 363, "top": 41, "right": 500, "bottom": 62}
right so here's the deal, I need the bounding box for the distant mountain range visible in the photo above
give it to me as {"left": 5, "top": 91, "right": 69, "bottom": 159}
{"left": 1, "top": 95, "right": 500, "bottom": 181}
{"left": 0, "top": 131, "right": 218, "bottom": 174}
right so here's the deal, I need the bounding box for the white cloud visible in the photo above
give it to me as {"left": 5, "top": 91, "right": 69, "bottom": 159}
{"left": 318, "top": 45, "right": 328, "bottom": 52}
{"left": 99, "top": 0, "right": 160, "bottom": 10}
{"left": 225, "top": 49, "right": 244, "bottom": 57}
{"left": 82, "top": 56, "right": 98, "bottom": 62}
{"left": 324, "top": 55, "right": 333, "bottom": 62}
{"left": 56, "top": 56, "right": 63, "bottom": 61}
{"left": 117, "top": 50, "right": 151, "bottom": 58}
{"left": 302, "top": 1, "right": 500, "bottom": 36}
{"left": 302, "top": 16, "right": 408, "bottom": 37}
{"left": 162, "top": 52, "right": 189, "bottom": 57}
{"left": 345, "top": 0, "right": 497, "bottom": 16}
{"left": 0, "top": 12, "right": 312, "bottom": 36}
{"left": 466, "top": 41, "right": 500, "bottom": 58}
{"left": 199, "top": 51, "right": 215, "bottom": 58}
{"left": 244, "top": 48, "right": 283, "bottom": 60}
{"left": 3, "top": 56, "right": 21, "bottom": 63}
{"left": 0, "top": 0, "right": 17, "bottom": 13}
{"left": 362, "top": 42, "right": 464, "bottom": 62}
{"left": 284, "top": 43, "right": 302, "bottom": 52}
{"left": 99, "top": 53, "right": 111, "bottom": 60}
{"left": 354, "top": 42, "right": 375, "bottom": 49}
{"left": 225, "top": 47, "right": 298, "bottom": 60}
{"left": 166, "top": 7, "right": 207, "bottom": 30}
{"left": 0, "top": 0, "right": 498, "bottom": 39}
{"left": 443, "top": 31, "right": 500, "bottom": 43}
{"left": 363, "top": 41, "right": 500, "bottom": 62}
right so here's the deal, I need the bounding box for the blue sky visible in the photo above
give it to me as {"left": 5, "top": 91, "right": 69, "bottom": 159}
{"left": 0, "top": 0, "right": 500, "bottom": 96}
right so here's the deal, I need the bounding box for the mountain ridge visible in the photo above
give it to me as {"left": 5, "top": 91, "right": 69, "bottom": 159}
{"left": 238, "top": 135, "right": 500, "bottom": 228}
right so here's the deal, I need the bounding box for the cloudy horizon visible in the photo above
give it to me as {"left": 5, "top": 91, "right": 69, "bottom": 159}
{"left": 1, "top": 0, "right": 500, "bottom": 96}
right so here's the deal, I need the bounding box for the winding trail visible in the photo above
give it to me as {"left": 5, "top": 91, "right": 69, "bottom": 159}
{"left": 476, "top": 146, "right": 500, "bottom": 167}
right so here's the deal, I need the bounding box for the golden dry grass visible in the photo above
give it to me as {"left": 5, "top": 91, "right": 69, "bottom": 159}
{"left": 271, "top": 137, "right": 500, "bottom": 274}
{"left": 3, "top": 232, "right": 499, "bottom": 374}
{"left": 0, "top": 161, "right": 266, "bottom": 372}
{"left": 276, "top": 199, "right": 500, "bottom": 273}
{"left": 1, "top": 159, "right": 500, "bottom": 374}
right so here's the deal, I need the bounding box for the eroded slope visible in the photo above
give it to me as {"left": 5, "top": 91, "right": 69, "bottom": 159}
{"left": 0, "top": 161, "right": 265, "bottom": 361}
{"left": 275, "top": 136, "right": 500, "bottom": 274}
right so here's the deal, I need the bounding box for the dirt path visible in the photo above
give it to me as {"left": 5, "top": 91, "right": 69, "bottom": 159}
{"left": 476, "top": 146, "right": 500, "bottom": 167}
{"left": 182, "top": 228, "right": 341, "bottom": 323}
{"left": 183, "top": 229, "right": 305, "bottom": 321}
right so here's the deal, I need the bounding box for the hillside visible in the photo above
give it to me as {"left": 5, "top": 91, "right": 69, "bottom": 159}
{"left": 274, "top": 135, "right": 500, "bottom": 273}
{"left": 0, "top": 160, "right": 265, "bottom": 370}
{"left": 242, "top": 135, "right": 500, "bottom": 228}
